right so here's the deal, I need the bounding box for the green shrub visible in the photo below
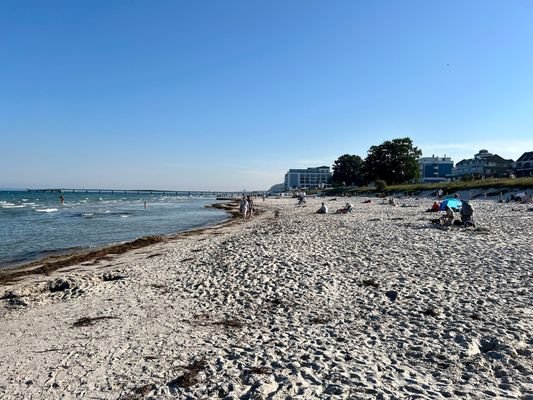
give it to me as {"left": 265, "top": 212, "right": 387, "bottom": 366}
{"left": 375, "top": 180, "right": 387, "bottom": 191}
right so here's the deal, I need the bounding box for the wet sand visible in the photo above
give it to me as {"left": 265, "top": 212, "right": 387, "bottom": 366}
{"left": 0, "top": 197, "right": 532, "bottom": 399}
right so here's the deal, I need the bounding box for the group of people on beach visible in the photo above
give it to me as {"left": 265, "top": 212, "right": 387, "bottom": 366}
{"left": 316, "top": 201, "right": 353, "bottom": 214}
{"left": 427, "top": 193, "right": 475, "bottom": 228}
{"left": 239, "top": 195, "right": 255, "bottom": 221}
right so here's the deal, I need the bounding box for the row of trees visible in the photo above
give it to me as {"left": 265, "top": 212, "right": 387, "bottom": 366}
{"left": 332, "top": 137, "right": 422, "bottom": 187}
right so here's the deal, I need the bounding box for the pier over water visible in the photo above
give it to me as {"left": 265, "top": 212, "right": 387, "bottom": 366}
{"left": 26, "top": 188, "right": 262, "bottom": 197}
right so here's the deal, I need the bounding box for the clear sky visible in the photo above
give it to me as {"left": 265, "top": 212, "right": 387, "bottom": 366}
{"left": 1, "top": 1, "right": 532, "bottom": 191}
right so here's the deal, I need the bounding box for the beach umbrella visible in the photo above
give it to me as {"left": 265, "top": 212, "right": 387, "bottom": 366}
{"left": 439, "top": 198, "right": 462, "bottom": 211}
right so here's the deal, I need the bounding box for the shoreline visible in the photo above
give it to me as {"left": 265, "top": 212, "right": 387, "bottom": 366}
{"left": 0, "top": 200, "right": 241, "bottom": 285}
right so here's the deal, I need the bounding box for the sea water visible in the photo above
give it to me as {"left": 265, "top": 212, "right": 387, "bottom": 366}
{"left": 0, "top": 191, "right": 229, "bottom": 269}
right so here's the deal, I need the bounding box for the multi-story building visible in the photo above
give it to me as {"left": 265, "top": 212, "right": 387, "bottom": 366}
{"left": 284, "top": 166, "right": 332, "bottom": 190}
{"left": 451, "top": 149, "right": 514, "bottom": 179}
{"left": 514, "top": 151, "right": 533, "bottom": 177}
{"left": 418, "top": 155, "right": 453, "bottom": 183}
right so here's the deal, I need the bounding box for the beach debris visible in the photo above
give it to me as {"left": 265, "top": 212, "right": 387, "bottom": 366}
{"left": 0, "top": 291, "right": 19, "bottom": 300}
{"left": 101, "top": 272, "right": 127, "bottom": 282}
{"left": 167, "top": 359, "right": 208, "bottom": 388}
{"left": 145, "top": 253, "right": 162, "bottom": 259}
{"left": 0, "top": 235, "right": 166, "bottom": 285}
{"left": 48, "top": 278, "right": 71, "bottom": 292}
{"left": 247, "top": 366, "right": 272, "bottom": 375}
{"left": 309, "top": 316, "right": 331, "bottom": 324}
{"left": 385, "top": 290, "right": 398, "bottom": 302}
{"left": 361, "top": 278, "right": 379, "bottom": 288}
{"left": 71, "top": 315, "right": 117, "bottom": 328}
{"left": 423, "top": 307, "right": 442, "bottom": 318}
{"left": 119, "top": 383, "right": 157, "bottom": 400}
{"left": 1, "top": 291, "right": 28, "bottom": 307}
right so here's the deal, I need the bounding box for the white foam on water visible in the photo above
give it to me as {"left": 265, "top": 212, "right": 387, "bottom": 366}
{"left": 2, "top": 204, "right": 24, "bottom": 208}
{"left": 83, "top": 213, "right": 94, "bottom": 217}
{"left": 120, "top": 214, "right": 129, "bottom": 218}
{"left": 35, "top": 208, "right": 58, "bottom": 213}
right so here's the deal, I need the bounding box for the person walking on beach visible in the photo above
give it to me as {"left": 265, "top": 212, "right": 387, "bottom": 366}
{"left": 246, "top": 195, "right": 254, "bottom": 219}
{"left": 239, "top": 196, "right": 249, "bottom": 221}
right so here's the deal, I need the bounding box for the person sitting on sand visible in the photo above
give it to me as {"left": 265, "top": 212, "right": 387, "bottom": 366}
{"left": 440, "top": 206, "right": 455, "bottom": 227}
{"left": 316, "top": 202, "right": 328, "bottom": 214}
{"left": 336, "top": 202, "right": 353, "bottom": 214}
{"left": 426, "top": 201, "right": 440, "bottom": 212}
{"left": 460, "top": 200, "right": 475, "bottom": 227}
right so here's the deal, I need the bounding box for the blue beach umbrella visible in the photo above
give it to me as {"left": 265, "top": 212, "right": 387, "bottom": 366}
{"left": 439, "top": 198, "right": 462, "bottom": 211}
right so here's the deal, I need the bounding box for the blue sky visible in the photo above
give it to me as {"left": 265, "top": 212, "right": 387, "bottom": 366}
{"left": 1, "top": 1, "right": 532, "bottom": 191}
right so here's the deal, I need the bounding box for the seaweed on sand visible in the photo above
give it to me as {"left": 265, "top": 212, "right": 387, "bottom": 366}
{"left": 71, "top": 316, "right": 117, "bottom": 328}
{"left": 168, "top": 359, "right": 208, "bottom": 388}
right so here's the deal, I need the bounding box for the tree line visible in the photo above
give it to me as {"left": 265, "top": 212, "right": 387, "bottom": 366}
{"left": 332, "top": 137, "right": 422, "bottom": 187}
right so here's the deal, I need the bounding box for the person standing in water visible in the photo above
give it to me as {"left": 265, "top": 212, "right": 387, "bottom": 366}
{"left": 59, "top": 194, "right": 65, "bottom": 206}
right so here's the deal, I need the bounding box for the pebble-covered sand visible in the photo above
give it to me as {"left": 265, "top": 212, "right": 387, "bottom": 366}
{"left": 1, "top": 197, "right": 532, "bottom": 399}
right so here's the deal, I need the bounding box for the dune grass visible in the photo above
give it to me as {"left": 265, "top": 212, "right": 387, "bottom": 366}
{"left": 326, "top": 177, "right": 533, "bottom": 195}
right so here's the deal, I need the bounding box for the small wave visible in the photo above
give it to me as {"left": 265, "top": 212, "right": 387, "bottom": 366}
{"left": 35, "top": 208, "right": 58, "bottom": 213}
{"left": 82, "top": 213, "right": 94, "bottom": 217}
{"left": 1, "top": 204, "right": 24, "bottom": 209}
{"left": 120, "top": 214, "right": 129, "bottom": 218}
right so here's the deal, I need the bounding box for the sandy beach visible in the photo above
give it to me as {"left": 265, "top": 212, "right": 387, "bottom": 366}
{"left": 1, "top": 197, "right": 532, "bottom": 399}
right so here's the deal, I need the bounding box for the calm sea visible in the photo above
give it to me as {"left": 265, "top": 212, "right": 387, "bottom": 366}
{"left": 0, "top": 190, "right": 229, "bottom": 269}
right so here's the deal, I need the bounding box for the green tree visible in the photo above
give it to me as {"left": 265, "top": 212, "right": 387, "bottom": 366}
{"left": 332, "top": 154, "right": 364, "bottom": 186}
{"left": 362, "top": 138, "right": 422, "bottom": 184}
